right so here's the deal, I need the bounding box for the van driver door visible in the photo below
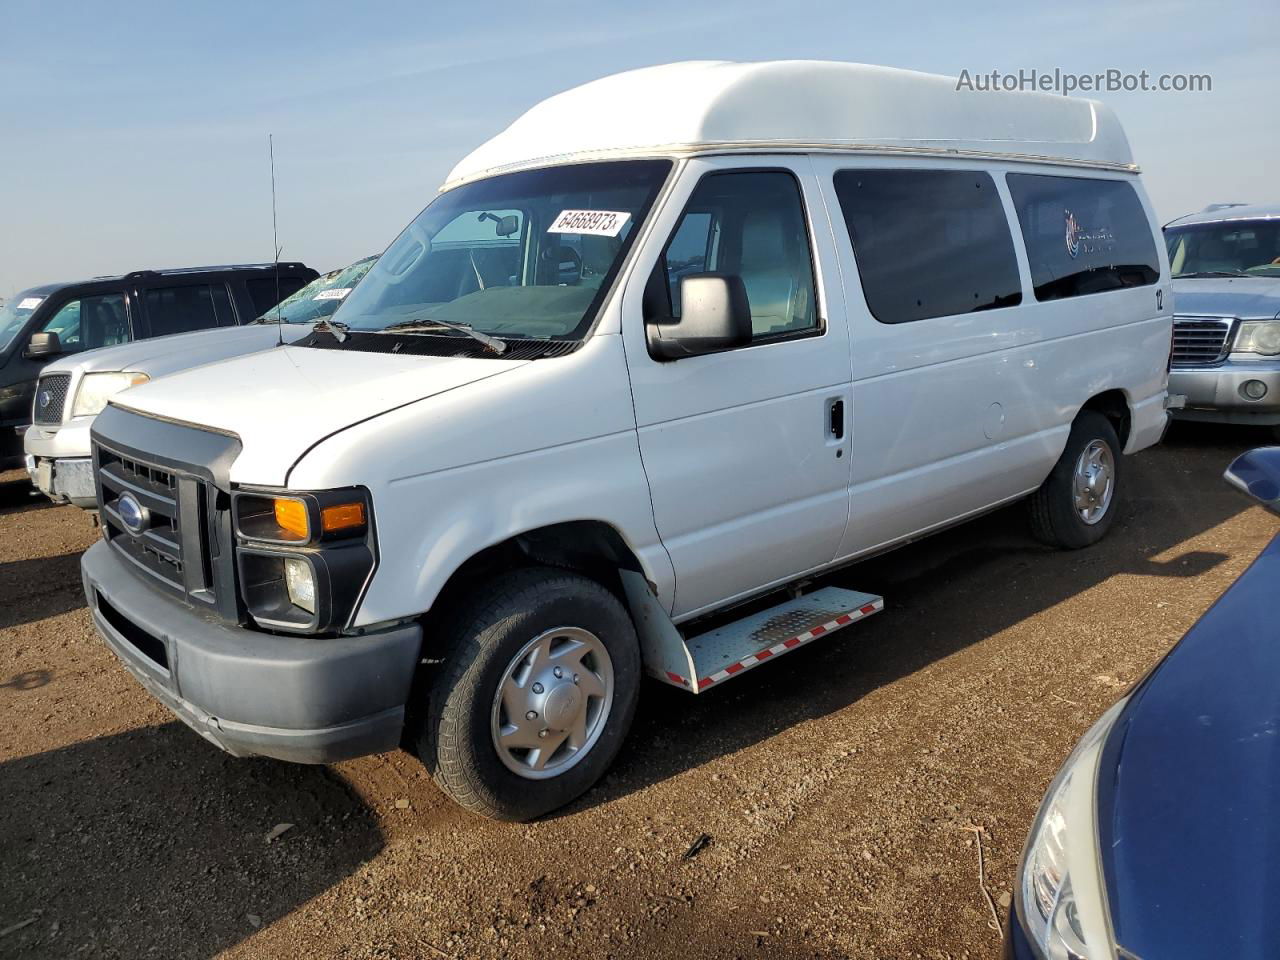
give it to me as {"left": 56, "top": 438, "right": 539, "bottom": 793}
{"left": 621, "top": 156, "right": 853, "bottom": 620}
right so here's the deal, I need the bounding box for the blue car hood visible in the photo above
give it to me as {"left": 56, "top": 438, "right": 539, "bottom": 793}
{"left": 1098, "top": 534, "right": 1280, "bottom": 958}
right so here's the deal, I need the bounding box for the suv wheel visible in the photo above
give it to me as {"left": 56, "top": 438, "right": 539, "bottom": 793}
{"left": 416, "top": 567, "right": 640, "bottom": 821}
{"left": 1028, "top": 411, "right": 1123, "bottom": 549}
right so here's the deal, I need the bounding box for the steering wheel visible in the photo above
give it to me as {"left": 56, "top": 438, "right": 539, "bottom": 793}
{"left": 542, "top": 244, "right": 582, "bottom": 284}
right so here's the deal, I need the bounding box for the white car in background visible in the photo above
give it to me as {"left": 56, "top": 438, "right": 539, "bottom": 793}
{"left": 25, "top": 256, "right": 376, "bottom": 507}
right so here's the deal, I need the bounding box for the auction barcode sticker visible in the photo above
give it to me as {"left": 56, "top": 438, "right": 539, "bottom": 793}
{"left": 313, "top": 287, "right": 352, "bottom": 301}
{"left": 547, "top": 209, "right": 631, "bottom": 237}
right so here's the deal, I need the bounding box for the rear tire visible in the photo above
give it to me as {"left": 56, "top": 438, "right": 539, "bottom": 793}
{"left": 1028, "top": 411, "right": 1122, "bottom": 549}
{"left": 416, "top": 567, "right": 640, "bottom": 821}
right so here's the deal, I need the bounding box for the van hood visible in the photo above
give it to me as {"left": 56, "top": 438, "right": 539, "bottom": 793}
{"left": 1171, "top": 277, "right": 1280, "bottom": 320}
{"left": 110, "top": 345, "right": 528, "bottom": 484}
{"left": 44, "top": 323, "right": 313, "bottom": 380}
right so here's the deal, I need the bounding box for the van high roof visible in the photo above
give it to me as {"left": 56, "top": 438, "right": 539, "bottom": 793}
{"left": 446, "top": 60, "right": 1136, "bottom": 189}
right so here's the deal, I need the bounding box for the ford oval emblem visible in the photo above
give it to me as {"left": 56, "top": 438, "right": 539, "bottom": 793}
{"left": 117, "top": 492, "right": 149, "bottom": 535}
{"left": 37, "top": 391, "right": 51, "bottom": 410}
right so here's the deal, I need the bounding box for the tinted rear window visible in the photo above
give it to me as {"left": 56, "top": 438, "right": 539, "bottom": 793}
{"left": 833, "top": 169, "right": 1022, "bottom": 324}
{"left": 144, "top": 283, "right": 235, "bottom": 336}
{"left": 1006, "top": 174, "right": 1159, "bottom": 301}
{"left": 247, "top": 276, "right": 308, "bottom": 315}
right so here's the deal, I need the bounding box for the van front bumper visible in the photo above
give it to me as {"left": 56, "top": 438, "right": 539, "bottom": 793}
{"left": 81, "top": 539, "right": 422, "bottom": 764}
{"left": 1168, "top": 362, "right": 1280, "bottom": 426}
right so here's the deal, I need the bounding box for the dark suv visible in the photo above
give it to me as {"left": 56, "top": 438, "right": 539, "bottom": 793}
{"left": 0, "top": 262, "right": 317, "bottom": 470}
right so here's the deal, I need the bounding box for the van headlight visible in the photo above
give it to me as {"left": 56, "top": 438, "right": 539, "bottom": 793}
{"left": 71, "top": 372, "right": 150, "bottom": 417}
{"left": 231, "top": 486, "right": 375, "bottom": 634}
{"left": 1235, "top": 321, "right": 1280, "bottom": 356}
{"left": 1016, "top": 699, "right": 1126, "bottom": 960}
{"left": 283, "top": 557, "right": 317, "bottom": 614}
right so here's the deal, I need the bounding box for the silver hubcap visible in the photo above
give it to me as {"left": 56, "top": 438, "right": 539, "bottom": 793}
{"left": 490, "top": 626, "right": 613, "bottom": 780}
{"left": 1072, "top": 439, "right": 1115, "bottom": 525}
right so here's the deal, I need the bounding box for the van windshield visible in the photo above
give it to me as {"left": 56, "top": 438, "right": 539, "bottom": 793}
{"left": 255, "top": 256, "right": 377, "bottom": 324}
{"left": 0, "top": 290, "right": 45, "bottom": 354}
{"left": 332, "top": 160, "right": 671, "bottom": 343}
{"left": 1166, "top": 219, "right": 1280, "bottom": 278}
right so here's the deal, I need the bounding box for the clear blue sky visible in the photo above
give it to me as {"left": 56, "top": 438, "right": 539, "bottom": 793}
{"left": 1, "top": 0, "right": 1273, "bottom": 296}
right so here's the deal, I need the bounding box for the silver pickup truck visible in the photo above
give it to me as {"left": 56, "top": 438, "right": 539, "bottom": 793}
{"left": 25, "top": 256, "right": 375, "bottom": 507}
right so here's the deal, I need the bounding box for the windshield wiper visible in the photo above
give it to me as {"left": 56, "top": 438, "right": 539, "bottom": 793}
{"left": 1176, "top": 270, "right": 1254, "bottom": 279}
{"left": 311, "top": 318, "right": 350, "bottom": 342}
{"left": 381, "top": 318, "right": 507, "bottom": 355}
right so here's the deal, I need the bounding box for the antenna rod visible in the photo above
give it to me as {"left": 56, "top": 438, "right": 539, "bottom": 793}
{"left": 269, "top": 134, "right": 284, "bottom": 347}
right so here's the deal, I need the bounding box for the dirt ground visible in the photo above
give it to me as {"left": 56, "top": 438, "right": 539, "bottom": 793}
{"left": 1, "top": 423, "right": 1276, "bottom": 960}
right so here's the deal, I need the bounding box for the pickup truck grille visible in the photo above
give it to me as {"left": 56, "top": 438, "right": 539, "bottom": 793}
{"left": 1171, "top": 316, "right": 1234, "bottom": 367}
{"left": 33, "top": 374, "right": 71, "bottom": 424}
{"left": 97, "top": 444, "right": 224, "bottom": 614}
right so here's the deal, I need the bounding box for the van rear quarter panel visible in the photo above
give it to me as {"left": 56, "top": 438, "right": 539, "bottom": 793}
{"left": 812, "top": 156, "right": 1170, "bottom": 559}
{"left": 285, "top": 330, "right": 675, "bottom": 629}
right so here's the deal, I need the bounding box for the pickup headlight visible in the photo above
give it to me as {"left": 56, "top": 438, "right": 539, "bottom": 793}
{"left": 71, "top": 372, "right": 150, "bottom": 417}
{"left": 231, "top": 486, "right": 375, "bottom": 634}
{"left": 1235, "top": 321, "right": 1280, "bottom": 356}
{"left": 1016, "top": 699, "right": 1126, "bottom": 960}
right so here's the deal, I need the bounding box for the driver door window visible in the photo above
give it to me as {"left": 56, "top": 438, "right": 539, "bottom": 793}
{"left": 661, "top": 171, "right": 819, "bottom": 340}
{"left": 40, "top": 293, "right": 129, "bottom": 353}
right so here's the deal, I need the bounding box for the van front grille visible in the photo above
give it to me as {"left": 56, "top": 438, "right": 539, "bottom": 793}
{"left": 95, "top": 444, "right": 226, "bottom": 615}
{"left": 1171, "top": 316, "right": 1234, "bottom": 367}
{"left": 98, "top": 448, "right": 185, "bottom": 594}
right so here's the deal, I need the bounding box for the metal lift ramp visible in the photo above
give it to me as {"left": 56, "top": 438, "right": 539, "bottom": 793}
{"left": 621, "top": 573, "right": 884, "bottom": 693}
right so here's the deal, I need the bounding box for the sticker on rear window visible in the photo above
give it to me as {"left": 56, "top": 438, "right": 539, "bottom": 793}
{"left": 18, "top": 297, "right": 43, "bottom": 309}
{"left": 547, "top": 210, "right": 631, "bottom": 237}
{"left": 313, "top": 288, "right": 352, "bottom": 301}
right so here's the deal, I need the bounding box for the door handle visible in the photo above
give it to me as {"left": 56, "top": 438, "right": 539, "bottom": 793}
{"left": 829, "top": 398, "right": 845, "bottom": 440}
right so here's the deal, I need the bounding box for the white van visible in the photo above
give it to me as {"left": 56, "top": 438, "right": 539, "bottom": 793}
{"left": 80, "top": 61, "right": 1171, "bottom": 820}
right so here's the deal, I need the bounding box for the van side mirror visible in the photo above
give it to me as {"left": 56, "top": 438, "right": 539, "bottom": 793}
{"left": 1224, "top": 447, "right": 1280, "bottom": 515}
{"left": 26, "top": 331, "right": 62, "bottom": 359}
{"left": 646, "top": 273, "right": 752, "bottom": 361}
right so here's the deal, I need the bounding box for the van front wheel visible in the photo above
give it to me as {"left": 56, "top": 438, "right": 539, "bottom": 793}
{"left": 417, "top": 568, "right": 640, "bottom": 821}
{"left": 1028, "top": 411, "right": 1122, "bottom": 549}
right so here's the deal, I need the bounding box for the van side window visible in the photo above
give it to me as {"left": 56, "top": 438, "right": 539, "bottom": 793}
{"left": 39, "top": 293, "right": 129, "bottom": 352}
{"left": 833, "top": 169, "right": 1022, "bottom": 324}
{"left": 662, "top": 171, "right": 819, "bottom": 340}
{"left": 1006, "top": 174, "right": 1159, "bottom": 301}
{"left": 144, "top": 284, "right": 235, "bottom": 336}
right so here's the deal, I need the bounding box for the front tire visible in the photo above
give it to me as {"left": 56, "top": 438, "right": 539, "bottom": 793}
{"left": 1028, "top": 411, "right": 1122, "bottom": 549}
{"left": 416, "top": 567, "right": 640, "bottom": 821}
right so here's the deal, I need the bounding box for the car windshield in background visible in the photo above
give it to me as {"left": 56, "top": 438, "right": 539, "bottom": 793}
{"left": 1166, "top": 219, "right": 1280, "bottom": 278}
{"left": 331, "top": 160, "right": 672, "bottom": 343}
{"left": 0, "top": 290, "right": 45, "bottom": 353}
{"left": 257, "top": 257, "right": 377, "bottom": 324}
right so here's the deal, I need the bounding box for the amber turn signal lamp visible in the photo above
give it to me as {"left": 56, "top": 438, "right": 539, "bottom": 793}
{"left": 272, "top": 498, "right": 311, "bottom": 541}
{"left": 321, "top": 502, "right": 366, "bottom": 533}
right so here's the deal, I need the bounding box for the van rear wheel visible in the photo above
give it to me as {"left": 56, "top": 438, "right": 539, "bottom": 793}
{"left": 1028, "top": 411, "right": 1122, "bottom": 549}
{"left": 416, "top": 567, "right": 640, "bottom": 821}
